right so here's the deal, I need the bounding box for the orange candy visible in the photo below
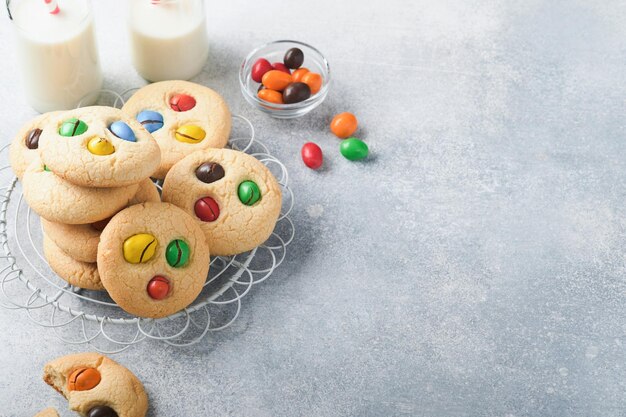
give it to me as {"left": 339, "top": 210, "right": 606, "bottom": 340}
{"left": 67, "top": 367, "right": 101, "bottom": 391}
{"left": 258, "top": 88, "right": 284, "bottom": 104}
{"left": 261, "top": 70, "right": 292, "bottom": 91}
{"left": 330, "top": 112, "right": 358, "bottom": 139}
{"left": 301, "top": 72, "right": 322, "bottom": 95}
{"left": 292, "top": 67, "right": 310, "bottom": 83}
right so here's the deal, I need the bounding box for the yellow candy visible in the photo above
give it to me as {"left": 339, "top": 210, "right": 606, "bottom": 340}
{"left": 123, "top": 233, "right": 157, "bottom": 264}
{"left": 175, "top": 125, "right": 206, "bottom": 144}
{"left": 87, "top": 137, "right": 115, "bottom": 156}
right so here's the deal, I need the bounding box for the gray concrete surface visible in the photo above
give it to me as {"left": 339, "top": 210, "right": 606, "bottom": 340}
{"left": 0, "top": 0, "right": 625, "bottom": 416}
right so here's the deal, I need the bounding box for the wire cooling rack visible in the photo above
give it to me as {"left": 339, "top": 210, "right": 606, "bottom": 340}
{"left": 0, "top": 90, "right": 294, "bottom": 353}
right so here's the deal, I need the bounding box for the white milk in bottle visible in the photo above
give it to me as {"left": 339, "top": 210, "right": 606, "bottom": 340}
{"left": 10, "top": 0, "right": 103, "bottom": 112}
{"left": 129, "top": 0, "right": 209, "bottom": 82}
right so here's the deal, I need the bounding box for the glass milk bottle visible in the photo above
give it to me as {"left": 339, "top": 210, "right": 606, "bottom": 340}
{"left": 7, "top": 0, "right": 103, "bottom": 113}
{"left": 129, "top": 0, "right": 209, "bottom": 82}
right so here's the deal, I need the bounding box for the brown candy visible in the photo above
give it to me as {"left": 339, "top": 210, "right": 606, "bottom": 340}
{"left": 67, "top": 367, "right": 101, "bottom": 391}
{"left": 26, "top": 128, "right": 42, "bottom": 150}
{"left": 195, "top": 162, "right": 225, "bottom": 184}
{"left": 282, "top": 82, "right": 311, "bottom": 104}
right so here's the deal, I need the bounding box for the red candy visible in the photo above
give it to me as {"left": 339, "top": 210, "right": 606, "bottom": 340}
{"left": 272, "top": 62, "right": 291, "bottom": 74}
{"left": 301, "top": 142, "right": 323, "bottom": 170}
{"left": 251, "top": 58, "right": 273, "bottom": 83}
{"left": 170, "top": 94, "right": 196, "bottom": 112}
{"left": 194, "top": 196, "right": 220, "bottom": 222}
{"left": 147, "top": 276, "right": 170, "bottom": 300}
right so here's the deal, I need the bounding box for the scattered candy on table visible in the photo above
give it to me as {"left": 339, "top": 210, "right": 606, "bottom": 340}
{"left": 301, "top": 142, "right": 323, "bottom": 170}
{"left": 251, "top": 47, "right": 324, "bottom": 105}
{"left": 340, "top": 137, "right": 369, "bottom": 161}
{"left": 330, "top": 112, "right": 358, "bottom": 139}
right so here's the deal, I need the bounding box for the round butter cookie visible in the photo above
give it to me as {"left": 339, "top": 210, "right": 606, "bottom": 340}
{"left": 9, "top": 111, "right": 62, "bottom": 180}
{"left": 43, "top": 352, "right": 148, "bottom": 417}
{"left": 38, "top": 106, "right": 161, "bottom": 188}
{"left": 98, "top": 202, "right": 210, "bottom": 318}
{"left": 162, "top": 148, "right": 282, "bottom": 256}
{"left": 43, "top": 235, "right": 103, "bottom": 291}
{"left": 122, "top": 80, "right": 231, "bottom": 179}
{"left": 41, "top": 179, "right": 160, "bottom": 263}
{"left": 22, "top": 158, "right": 138, "bottom": 225}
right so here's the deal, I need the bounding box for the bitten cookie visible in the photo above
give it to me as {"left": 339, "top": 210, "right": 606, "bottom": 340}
{"left": 9, "top": 111, "right": 62, "bottom": 179}
{"left": 162, "top": 149, "right": 282, "bottom": 255}
{"left": 122, "top": 80, "right": 231, "bottom": 179}
{"left": 38, "top": 106, "right": 161, "bottom": 188}
{"left": 34, "top": 408, "right": 60, "bottom": 417}
{"left": 98, "top": 202, "right": 210, "bottom": 318}
{"left": 41, "top": 179, "right": 160, "bottom": 263}
{"left": 43, "top": 352, "right": 148, "bottom": 417}
{"left": 22, "top": 158, "right": 139, "bottom": 225}
{"left": 43, "top": 234, "right": 103, "bottom": 291}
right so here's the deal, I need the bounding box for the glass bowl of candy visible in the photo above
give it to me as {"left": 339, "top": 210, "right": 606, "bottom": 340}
{"left": 239, "top": 40, "right": 331, "bottom": 119}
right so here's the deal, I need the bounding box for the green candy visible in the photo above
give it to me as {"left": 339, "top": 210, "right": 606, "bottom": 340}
{"left": 340, "top": 137, "right": 369, "bottom": 161}
{"left": 165, "top": 239, "right": 190, "bottom": 268}
{"left": 43, "top": 165, "right": 50, "bottom": 172}
{"left": 238, "top": 180, "right": 261, "bottom": 206}
{"left": 59, "top": 118, "right": 88, "bottom": 137}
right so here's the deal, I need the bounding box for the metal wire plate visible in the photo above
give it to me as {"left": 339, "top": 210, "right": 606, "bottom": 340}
{"left": 0, "top": 91, "right": 294, "bottom": 353}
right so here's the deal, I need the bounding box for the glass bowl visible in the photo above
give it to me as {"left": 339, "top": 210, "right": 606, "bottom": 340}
{"left": 239, "top": 40, "right": 331, "bottom": 119}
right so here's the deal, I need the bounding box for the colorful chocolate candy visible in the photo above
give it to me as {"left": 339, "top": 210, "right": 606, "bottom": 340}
{"left": 166, "top": 239, "right": 190, "bottom": 268}
{"left": 147, "top": 276, "right": 170, "bottom": 300}
{"left": 87, "top": 137, "right": 115, "bottom": 156}
{"left": 251, "top": 58, "right": 273, "bottom": 83}
{"left": 262, "top": 70, "right": 293, "bottom": 91}
{"left": 194, "top": 197, "right": 219, "bottom": 222}
{"left": 67, "top": 367, "right": 101, "bottom": 391}
{"left": 340, "top": 137, "right": 368, "bottom": 161}
{"left": 292, "top": 68, "right": 309, "bottom": 83}
{"left": 301, "top": 72, "right": 322, "bottom": 95}
{"left": 88, "top": 406, "right": 118, "bottom": 417}
{"left": 59, "top": 118, "right": 88, "bottom": 137}
{"left": 26, "top": 128, "right": 42, "bottom": 149}
{"left": 258, "top": 88, "right": 284, "bottom": 104}
{"left": 175, "top": 125, "right": 206, "bottom": 143}
{"left": 251, "top": 47, "right": 324, "bottom": 105}
{"left": 283, "top": 82, "right": 311, "bottom": 104}
{"left": 195, "top": 162, "right": 225, "bottom": 184}
{"left": 301, "top": 142, "right": 323, "bottom": 169}
{"left": 169, "top": 93, "right": 196, "bottom": 112}
{"left": 136, "top": 110, "right": 164, "bottom": 133}
{"left": 284, "top": 47, "right": 304, "bottom": 69}
{"left": 238, "top": 180, "right": 261, "bottom": 205}
{"left": 330, "top": 112, "right": 358, "bottom": 139}
{"left": 109, "top": 121, "right": 136, "bottom": 142}
{"left": 272, "top": 62, "right": 291, "bottom": 74}
{"left": 123, "top": 233, "right": 157, "bottom": 264}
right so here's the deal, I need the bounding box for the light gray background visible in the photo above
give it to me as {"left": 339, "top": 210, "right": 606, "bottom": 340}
{"left": 1, "top": 0, "right": 625, "bottom": 416}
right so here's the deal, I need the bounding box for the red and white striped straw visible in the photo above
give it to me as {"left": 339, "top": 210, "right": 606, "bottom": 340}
{"left": 44, "top": 0, "right": 60, "bottom": 15}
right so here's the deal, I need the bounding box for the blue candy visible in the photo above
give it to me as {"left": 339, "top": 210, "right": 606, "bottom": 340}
{"left": 136, "top": 110, "right": 164, "bottom": 133}
{"left": 109, "top": 121, "right": 136, "bottom": 142}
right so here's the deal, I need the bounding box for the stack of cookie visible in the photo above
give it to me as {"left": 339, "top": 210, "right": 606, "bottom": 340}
{"left": 9, "top": 80, "right": 283, "bottom": 319}
{"left": 10, "top": 106, "right": 161, "bottom": 290}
